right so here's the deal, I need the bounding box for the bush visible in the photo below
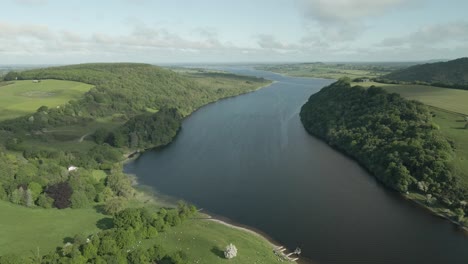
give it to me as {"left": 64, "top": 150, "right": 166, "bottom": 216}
{"left": 103, "top": 196, "right": 127, "bottom": 215}
{"left": 36, "top": 193, "right": 54, "bottom": 208}
{"left": 70, "top": 191, "right": 90, "bottom": 209}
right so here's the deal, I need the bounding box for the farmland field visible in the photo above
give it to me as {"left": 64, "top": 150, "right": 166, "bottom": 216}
{"left": 0, "top": 200, "right": 106, "bottom": 256}
{"left": 352, "top": 82, "right": 468, "bottom": 115}
{"left": 0, "top": 80, "right": 93, "bottom": 121}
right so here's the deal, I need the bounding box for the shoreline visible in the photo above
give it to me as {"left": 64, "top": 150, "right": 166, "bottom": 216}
{"left": 403, "top": 194, "right": 468, "bottom": 232}
{"left": 201, "top": 213, "right": 309, "bottom": 263}
{"left": 301, "top": 108, "right": 468, "bottom": 233}
{"left": 121, "top": 80, "right": 276, "bottom": 164}
{"left": 120, "top": 78, "right": 302, "bottom": 261}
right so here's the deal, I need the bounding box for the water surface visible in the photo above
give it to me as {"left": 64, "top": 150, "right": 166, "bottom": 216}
{"left": 125, "top": 67, "right": 468, "bottom": 264}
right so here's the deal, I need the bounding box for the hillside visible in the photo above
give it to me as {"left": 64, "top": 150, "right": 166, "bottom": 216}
{"left": 0, "top": 64, "right": 276, "bottom": 262}
{"left": 383, "top": 58, "right": 468, "bottom": 89}
{"left": 4, "top": 63, "right": 270, "bottom": 117}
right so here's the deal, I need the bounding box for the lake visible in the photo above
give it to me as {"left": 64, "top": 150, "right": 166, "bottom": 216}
{"left": 125, "top": 67, "right": 468, "bottom": 264}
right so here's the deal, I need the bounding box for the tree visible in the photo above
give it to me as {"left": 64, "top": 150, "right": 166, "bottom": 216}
{"left": 107, "top": 172, "right": 134, "bottom": 198}
{"left": 93, "top": 128, "right": 110, "bottom": 145}
{"left": 127, "top": 247, "right": 149, "bottom": 264}
{"left": 82, "top": 242, "right": 98, "bottom": 260}
{"left": 114, "top": 229, "right": 136, "bottom": 249}
{"left": 224, "top": 243, "right": 237, "bottom": 259}
{"left": 10, "top": 187, "right": 24, "bottom": 205}
{"left": 106, "top": 132, "right": 126, "bottom": 148}
{"left": 98, "top": 238, "right": 118, "bottom": 255}
{"left": 46, "top": 182, "right": 73, "bottom": 209}
{"left": 97, "top": 187, "right": 114, "bottom": 203}
{"left": 454, "top": 208, "right": 465, "bottom": 222}
{"left": 71, "top": 191, "right": 90, "bottom": 209}
{"left": 28, "top": 182, "right": 43, "bottom": 201}
{"left": 37, "top": 193, "right": 54, "bottom": 208}
{"left": 103, "top": 197, "right": 127, "bottom": 215}
{"left": 25, "top": 189, "right": 33, "bottom": 207}
{"left": 114, "top": 208, "right": 142, "bottom": 229}
{"left": 0, "top": 184, "right": 7, "bottom": 201}
{"left": 164, "top": 209, "right": 181, "bottom": 227}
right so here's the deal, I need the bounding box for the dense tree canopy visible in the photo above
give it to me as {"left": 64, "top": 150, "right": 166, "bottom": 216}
{"left": 300, "top": 80, "right": 463, "bottom": 204}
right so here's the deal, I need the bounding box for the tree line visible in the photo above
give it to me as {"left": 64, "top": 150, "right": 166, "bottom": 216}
{"left": 0, "top": 204, "right": 196, "bottom": 264}
{"left": 300, "top": 79, "right": 467, "bottom": 214}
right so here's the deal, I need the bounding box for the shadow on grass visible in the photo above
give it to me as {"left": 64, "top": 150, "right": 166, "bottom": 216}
{"left": 63, "top": 237, "right": 73, "bottom": 244}
{"left": 211, "top": 246, "right": 224, "bottom": 258}
{"left": 96, "top": 217, "right": 113, "bottom": 230}
{"left": 93, "top": 204, "right": 106, "bottom": 214}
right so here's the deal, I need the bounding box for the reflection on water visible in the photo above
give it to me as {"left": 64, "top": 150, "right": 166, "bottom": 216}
{"left": 125, "top": 67, "right": 468, "bottom": 264}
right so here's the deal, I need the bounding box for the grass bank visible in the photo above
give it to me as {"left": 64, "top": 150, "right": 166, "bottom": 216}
{"left": 147, "top": 213, "right": 285, "bottom": 264}
{"left": 0, "top": 67, "right": 285, "bottom": 263}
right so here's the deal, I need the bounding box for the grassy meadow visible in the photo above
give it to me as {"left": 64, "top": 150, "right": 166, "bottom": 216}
{"left": 0, "top": 80, "right": 93, "bottom": 121}
{"left": 352, "top": 82, "right": 468, "bottom": 115}
{"left": 431, "top": 109, "right": 468, "bottom": 187}
{"left": 149, "top": 216, "right": 283, "bottom": 264}
{"left": 0, "top": 200, "right": 107, "bottom": 256}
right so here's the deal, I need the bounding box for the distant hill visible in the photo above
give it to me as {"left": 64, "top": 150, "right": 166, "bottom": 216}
{"left": 382, "top": 58, "right": 468, "bottom": 88}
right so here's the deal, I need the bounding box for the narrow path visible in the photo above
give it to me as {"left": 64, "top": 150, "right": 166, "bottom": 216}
{"left": 78, "top": 133, "right": 91, "bottom": 143}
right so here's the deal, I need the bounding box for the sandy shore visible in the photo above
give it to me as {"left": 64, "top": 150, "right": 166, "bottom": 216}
{"left": 201, "top": 214, "right": 309, "bottom": 263}
{"left": 205, "top": 217, "right": 280, "bottom": 248}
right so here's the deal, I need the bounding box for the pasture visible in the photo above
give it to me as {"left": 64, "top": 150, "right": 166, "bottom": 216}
{"left": 0, "top": 200, "right": 106, "bottom": 256}
{"left": 0, "top": 80, "right": 93, "bottom": 121}
{"left": 149, "top": 216, "right": 284, "bottom": 264}
{"left": 431, "top": 109, "right": 468, "bottom": 187}
{"left": 353, "top": 82, "right": 468, "bottom": 115}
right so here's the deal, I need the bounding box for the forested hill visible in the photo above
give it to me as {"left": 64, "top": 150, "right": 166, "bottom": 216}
{"left": 300, "top": 81, "right": 465, "bottom": 206}
{"left": 382, "top": 58, "right": 468, "bottom": 89}
{"left": 1, "top": 64, "right": 269, "bottom": 148}
{"left": 4, "top": 63, "right": 247, "bottom": 116}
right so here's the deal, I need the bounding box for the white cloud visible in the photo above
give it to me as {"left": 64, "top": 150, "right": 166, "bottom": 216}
{"left": 0, "top": 22, "right": 53, "bottom": 40}
{"left": 296, "top": 0, "right": 409, "bottom": 41}
{"left": 257, "top": 34, "right": 298, "bottom": 50}
{"left": 380, "top": 21, "right": 468, "bottom": 47}
{"left": 12, "top": 0, "right": 48, "bottom": 5}
{"left": 298, "top": 0, "right": 405, "bottom": 23}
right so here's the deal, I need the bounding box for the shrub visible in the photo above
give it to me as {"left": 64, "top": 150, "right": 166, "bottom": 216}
{"left": 224, "top": 243, "right": 238, "bottom": 259}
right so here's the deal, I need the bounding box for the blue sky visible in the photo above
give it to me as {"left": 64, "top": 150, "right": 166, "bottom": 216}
{"left": 1, "top": 0, "right": 467, "bottom": 64}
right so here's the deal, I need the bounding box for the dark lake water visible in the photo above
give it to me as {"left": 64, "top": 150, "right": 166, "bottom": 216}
{"left": 125, "top": 67, "right": 468, "bottom": 264}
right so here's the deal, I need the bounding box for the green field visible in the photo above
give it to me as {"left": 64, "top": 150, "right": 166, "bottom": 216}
{"left": 0, "top": 200, "right": 106, "bottom": 256}
{"left": 351, "top": 82, "right": 468, "bottom": 115}
{"left": 149, "top": 217, "right": 283, "bottom": 264}
{"left": 257, "top": 63, "right": 394, "bottom": 79}
{"left": 0, "top": 80, "right": 93, "bottom": 120}
{"left": 0, "top": 198, "right": 284, "bottom": 262}
{"left": 431, "top": 109, "right": 468, "bottom": 187}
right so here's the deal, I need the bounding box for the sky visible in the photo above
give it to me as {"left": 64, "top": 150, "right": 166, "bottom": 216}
{"left": 1, "top": 0, "right": 468, "bottom": 64}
